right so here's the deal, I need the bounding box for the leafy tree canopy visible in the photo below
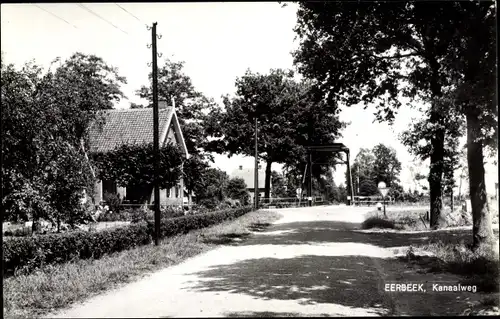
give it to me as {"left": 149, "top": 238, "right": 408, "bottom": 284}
{"left": 1, "top": 52, "right": 126, "bottom": 227}
{"left": 206, "top": 68, "right": 346, "bottom": 198}
{"left": 92, "top": 142, "right": 184, "bottom": 191}
{"left": 137, "top": 58, "right": 219, "bottom": 157}
{"left": 227, "top": 177, "right": 250, "bottom": 205}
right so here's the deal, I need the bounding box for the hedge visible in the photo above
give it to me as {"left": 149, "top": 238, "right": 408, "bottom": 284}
{"left": 146, "top": 206, "right": 252, "bottom": 238}
{"left": 3, "top": 206, "right": 253, "bottom": 277}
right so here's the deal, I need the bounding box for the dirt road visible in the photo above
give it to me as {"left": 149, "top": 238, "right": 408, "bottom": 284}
{"left": 49, "top": 205, "right": 489, "bottom": 317}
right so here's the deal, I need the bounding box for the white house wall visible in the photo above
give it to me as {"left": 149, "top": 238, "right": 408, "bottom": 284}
{"left": 117, "top": 187, "right": 126, "bottom": 200}
{"left": 94, "top": 180, "right": 103, "bottom": 204}
{"left": 166, "top": 127, "right": 176, "bottom": 144}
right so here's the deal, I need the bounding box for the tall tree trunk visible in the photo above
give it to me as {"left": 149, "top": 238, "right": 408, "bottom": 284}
{"left": 31, "top": 209, "right": 40, "bottom": 234}
{"left": 450, "top": 188, "right": 454, "bottom": 212}
{"left": 458, "top": 174, "right": 463, "bottom": 205}
{"left": 428, "top": 128, "right": 445, "bottom": 230}
{"left": 426, "top": 64, "right": 446, "bottom": 230}
{"left": 188, "top": 190, "right": 192, "bottom": 213}
{"left": 264, "top": 160, "right": 272, "bottom": 202}
{"left": 466, "top": 110, "right": 493, "bottom": 249}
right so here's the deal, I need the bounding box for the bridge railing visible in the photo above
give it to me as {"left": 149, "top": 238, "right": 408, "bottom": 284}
{"left": 259, "top": 196, "right": 325, "bottom": 209}
{"left": 352, "top": 196, "right": 395, "bottom": 206}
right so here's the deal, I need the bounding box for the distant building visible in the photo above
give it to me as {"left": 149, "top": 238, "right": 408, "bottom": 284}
{"left": 229, "top": 165, "right": 270, "bottom": 203}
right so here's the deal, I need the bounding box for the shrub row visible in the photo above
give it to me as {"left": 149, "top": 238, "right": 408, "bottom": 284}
{"left": 3, "top": 226, "right": 32, "bottom": 237}
{"left": 3, "top": 206, "right": 253, "bottom": 277}
{"left": 2, "top": 222, "right": 151, "bottom": 277}
{"left": 97, "top": 206, "right": 186, "bottom": 223}
{"left": 146, "top": 206, "right": 253, "bottom": 238}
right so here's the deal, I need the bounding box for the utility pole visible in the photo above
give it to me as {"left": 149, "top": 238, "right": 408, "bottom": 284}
{"left": 308, "top": 152, "right": 313, "bottom": 207}
{"left": 346, "top": 150, "right": 354, "bottom": 206}
{"left": 357, "top": 173, "right": 360, "bottom": 195}
{"left": 151, "top": 22, "right": 160, "bottom": 246}
{"left": 254, "top": 117, "right": 259, "bottom": 210}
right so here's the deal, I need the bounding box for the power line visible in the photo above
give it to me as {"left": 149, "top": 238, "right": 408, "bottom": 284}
{"left": 115, "top": 3, "right": 144, "bottom": 25}
{"left": 77, "top": 3, "right": 128, "bottom": 35}
{"left": 33, "top": 4, "right": 78, "bottom": 29}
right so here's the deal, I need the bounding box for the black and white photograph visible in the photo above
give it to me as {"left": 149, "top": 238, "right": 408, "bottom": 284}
{"left": 1, "top": 1, "right": 498, "bottom": 317}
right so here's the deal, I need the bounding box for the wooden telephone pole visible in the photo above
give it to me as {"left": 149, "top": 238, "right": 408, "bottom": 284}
{"left": 254, "top": 118, "right": 259, "bottom": 210}
{"left": 151, "top": 22, "right": 160, "bottom": 246}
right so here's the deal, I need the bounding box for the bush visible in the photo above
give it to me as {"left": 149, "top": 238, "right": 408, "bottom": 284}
{"left": 97, "top": 209, "right": 130, "bottom": 222}
{"left": 129, "top": 207, "right": 185, "bottom": 223}
{"left": 146, "top": 206, "right": 253, "bottom": 240}
{"left": 216, "top": 201, "right": 233, "bottom": 210}
{"left": 189, "top": 204, "right": 210, "bottom": 215}
{"left": 162, "top": 206, "right": 185, "bottom": 218}
{"left": 2, "top": 222, "right": 152, "bottom": 277}
{"left": 98, "top": 207, "right": 185, "bottom": 223}
{"left": 361, "top": 216, "right": 397, "bottom": 230}
{"left": 3, "top": 206, "right": 253, "bottom": 277}
{"left": 198, "top": 198, "right": 220, "bottom": 210}
{"left": 103, "top": 192, "right": 123, "bottom": 214}
{"left": 3, "top": 227, "right": 32, "bottom": 237}
{"left": 130, "top": 208, "right": 151, "bottom": 223}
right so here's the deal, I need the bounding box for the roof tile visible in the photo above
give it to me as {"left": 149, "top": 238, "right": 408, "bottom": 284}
{"left": 88, "top": 107, "right": 173, "bottom": 153}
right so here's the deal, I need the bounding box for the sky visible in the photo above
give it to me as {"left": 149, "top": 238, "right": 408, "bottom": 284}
{"left": 1, "top": 2, "right": 497, "bottom": 195}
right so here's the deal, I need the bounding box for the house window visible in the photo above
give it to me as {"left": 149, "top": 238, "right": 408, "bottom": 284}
{"left": 167, "top": 188, "right": 171, "bottom": 198}
{"left": 175, "top": 185, "right": 180, "bottom": 198}
{"left": 125, "top": 185, "right": 148, "bottom": 204}
{"left": 102, "top": 179, "right": 117, "bottom": 198}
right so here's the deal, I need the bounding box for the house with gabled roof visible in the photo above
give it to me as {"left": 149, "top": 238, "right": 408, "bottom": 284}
{"left": 88, "top": 100, "right": 189, "bottom": 206}
{"left": 229, "top": 165, "right": 269, "bottom": 203}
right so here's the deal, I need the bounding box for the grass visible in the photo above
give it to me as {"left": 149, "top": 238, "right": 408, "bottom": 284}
{"left": 364, "top": 206, "right": 477, "bottom": 231}
{"left": 363, "top": 209, "right": 426, "bottom": 231}
{"left": 3, "top": 210, "right": 282, "bottom": 319}
{"left": 225, "top": 311, "right": 332, "bottom": 317}
{"left": 413, "top": 240, "right": 500, "bottom": 292}
{"left": 405, "top": 238, "right": 500, "bottom": 315}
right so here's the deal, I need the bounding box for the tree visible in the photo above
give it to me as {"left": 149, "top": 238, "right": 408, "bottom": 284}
{"left": 137, "top": 58, "right": 218, "bottom": 157}
{"left": 92, "top": 143, "right": 184, "bottom": 204}
{"left": 195, "top": 168, "right": 229, "bottom": 209}
{"left": 183, "top": 155, "right": 210, "bottom": 210}
{"left": 439, "top": 2, "right": 496, "bottom": 248}
{"left": 2, "top": 53, "right": 126, "bottom": 231}
{"left": 351, "top": 148, "right": 376, "bottom": 196}
{"left": 292, "top": 1, "right": 473, "bottom": 230}
{"left": 337, "top": 184, "right": 348, "bottom": 203}
{"left": 443, "top": 132, "right": 462, "bottom": 212}
{"left": 206, "top": 69, "right": 300, "bottom": 200}
{"left": 206, "top": 69, "right": 345, "bottom": 200}
{"left": 456, "top": 145, "right": 469, "bottom": 202}
{"left": 350, "top": 145, "right": 401, "bottom": 196}
{"left": 227, "top": 177, "right": 250, "bottom": 205}
{"left": 283, "top": 169, "right": 302, "bottom": 198}
{"left": 319, "top": 170, "right": 337, "bottom": 203}
{"left": 388, "top": 183, "right": 405, "bottom": 202}
{"left": 372, "top": 143, "right": 402, "bottom": 187}
{"left": 271, "top": 171, "right": 288, "bottom": 198}
{"left": 400, "top": 91, "right": 465, "bottom": 208}
{"left": 359, "top": 180, "right": 378, "bottom": 197}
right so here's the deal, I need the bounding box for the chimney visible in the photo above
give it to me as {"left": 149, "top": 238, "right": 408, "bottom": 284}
{"left": 158, "top": 100, "right": 168, "bottom": 109}
{"left": 239, "top": 165, "right": 243, "bottom": 170}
